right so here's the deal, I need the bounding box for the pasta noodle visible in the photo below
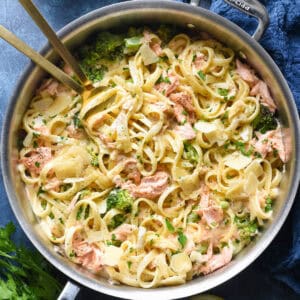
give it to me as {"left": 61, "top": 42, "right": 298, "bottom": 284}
{"left": 18, "top": 27, "right": 287, "bottom": 288}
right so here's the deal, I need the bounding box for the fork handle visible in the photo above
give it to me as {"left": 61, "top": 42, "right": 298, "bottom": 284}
{"left": 0, "top": 25, "right": 83, "bottom": 94}
{"left": 19, "top": 0, "right": 89, "bottom": 85}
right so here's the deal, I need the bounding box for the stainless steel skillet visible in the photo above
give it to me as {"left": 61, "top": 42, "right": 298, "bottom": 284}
{"left": 1, "top": 1, "right": 299, "bottom": 299}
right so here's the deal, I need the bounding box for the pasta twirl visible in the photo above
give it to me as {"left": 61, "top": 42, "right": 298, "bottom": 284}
{"left": 18, "top": 27, "right": 287, "bottom": 288}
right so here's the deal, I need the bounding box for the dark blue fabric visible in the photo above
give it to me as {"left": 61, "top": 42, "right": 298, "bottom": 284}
{"left": 0, "top": 1, "right": 299, "bottom": 299}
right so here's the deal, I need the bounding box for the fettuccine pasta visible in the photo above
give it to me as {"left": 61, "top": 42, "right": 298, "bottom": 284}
{"left": 18, "top": 26, "right": 287, "bottom": 288}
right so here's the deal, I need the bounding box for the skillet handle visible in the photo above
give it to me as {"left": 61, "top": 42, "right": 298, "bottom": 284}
{"left": 223, "top": 0, "right": 269, "bottom": 41}
{"left": 58, "top": 281, "right": 81, "bottom": 300}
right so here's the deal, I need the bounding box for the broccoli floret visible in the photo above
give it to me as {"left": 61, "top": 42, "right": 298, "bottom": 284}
{"left": 234, "top": 215, "right": 259, "bottom": 241}
{"left": 183, "top": 142, "right": 199, "bottom": 166}
{"left": 252, "top": 105, "right": 277, "bottom": 134}
{"left": 124, "top": 36, "right": 143, "bottom": 54}
{"left": 156, "top": 24, "right": 178, "bottom": 45}
{"left": 96, "top": 32, "right": 125, "bottom": 60}
{"left": 80, "top": 64, "right": 107, "bottom": 83}
{"left": 77, "top": 31, "right": 125, "bottom": 82}
{"left": 106, "top": 188, "right": 133, "bottom": 213}
{"left": 108, "top": 214, "right": 126, "bottom": 230}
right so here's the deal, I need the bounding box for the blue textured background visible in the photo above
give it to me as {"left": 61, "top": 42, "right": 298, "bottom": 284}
{"left": 0, "top": 1, "right": 299, "bottom": 299}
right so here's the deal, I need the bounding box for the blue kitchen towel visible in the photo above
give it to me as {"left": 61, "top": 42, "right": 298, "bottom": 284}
{"left": 210, "top": 0, "right": 300, "bottom": 295}
{"left": 0, "top": 0, "right": 299, "bottom": 299}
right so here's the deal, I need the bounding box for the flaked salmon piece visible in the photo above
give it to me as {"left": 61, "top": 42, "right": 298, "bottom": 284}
{"left": 44, "top": 178, "right": 60, "bottom": 192}
{"left": 199, "top": 184, "right": 210, "bottom": 208}
{"left": 72, "top": 231, "right": 103, "bottom": 272}
{"left": 236, "top": 59, "right": 258, "bottom": 85}
{"left": 122, "top": 171, "right": 169, "bottom": 200}
{"left": 250, "top": 80, "right": 277, "bottom": 112}
{"left": 170, "top": 92, "right": 196, "bottom": 124}
{"left": 21, "top": 147, "right": 52, "bottom": 176}
{"left": 252, "top": 128, "right": 287, "bottom": 162}
{"left": 113, "top": 224, "right": 136, "bottom": 241}
{"left": 151, "top": 43, "right": 163, "bottom": 56}
{"left": 34, "top": 126, "right": 49, "bottom": 135}
{"left": 173, "top": 104, "right": 187, "bottom": 124}
{"left": 66, "top": 124, "right": 85, "bottom": 139}
{"left": 174, "top": 123, "right": 196, "bottom": 140}
{"left": 194, "top": 53, "right": 206, "bottom": 70}
{"left": 126, "top": 161, "right": 141, "bottom": 185}
{"left": 202, "top": 206, "right": 224, "bottom": 225}
{"left": 197, "top": 246, "right": 233, "bottom": 275}
{"left": 38, "top": 78, "right": 59, "bottom": 96}
{"left": 143, "top": 30, "right": 163, "bottom": 56}
{"left": 155, "top": 71, "right": 179, "bottom": 96}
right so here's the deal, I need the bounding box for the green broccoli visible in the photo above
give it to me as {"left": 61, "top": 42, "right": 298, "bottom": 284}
{"left": 97, "top": 32, "right": 124, "bottom": 60}
{"left": 106, "top": 188, "right": 133, "bottom": 213}
{"left": 108, "top": 214, "right": 127, "bottom": 230}
{"left": 234, "top": 215, "right": 259, "bottom": 241}
{"left": 156, "top": 24, "right": 178, "bottom": 45}
{"left": 252, "top": 104, "right": 277, "bottom": 134}
{"left": 124, "top": 36, "right": 143, "bottom": 54}
{"left": 77, "top": 31, "right": 125, "bottom": 82}
{"left": 183, "top": 142, "right": 199, "bottom": 166}
{"left": 80, "top": 64, "right": 107, "bottom": 83}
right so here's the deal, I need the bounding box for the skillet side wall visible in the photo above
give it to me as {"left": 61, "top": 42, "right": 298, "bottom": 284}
{"left": 1, "top": 2, "right": 299, "bottom": 300}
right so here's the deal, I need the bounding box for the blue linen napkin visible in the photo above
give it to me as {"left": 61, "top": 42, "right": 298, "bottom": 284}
{"left": 0, "top": 0, "right": 299, "bottom": 299}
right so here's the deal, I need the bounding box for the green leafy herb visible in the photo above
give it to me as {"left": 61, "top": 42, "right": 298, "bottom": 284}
{"left": 252, "top": 104, "right": 277, "bottom": 134}
{"left": 197, "top": 70, "right": 206, "bottom": 80}
{"left": 84, "top": 205, "right": 90, "bottom": 220}
{"left": 183, "top": 142, "right": 199, "bottom": 166}
{"left": 165, "top": 218, "right": 175, "bottom": 233}
{"left": 234, "top": 141, "right": 253, "bottom": 157}
{"left": 37, "top": 186, "right": 44, "bottom": 196}
{"left": 234, "top": 215, "right": 259, "bottom": 241}
{"left": 217, "top": 88, "right": 229, "bottom": 97}
{"left": 0, "top": 222, "right": 61, "bottom": 299}
{"left": 76, "top": 206, "right": 84, "bottom": 220}
{"left": 33, "top": 140, "right": 38, "bottom": 148}
{"left": 73, "top": 112, "right": 83, "bottom": 128}
{"left": 265, "top": 197, "right": 273, "bottom": 212}
{"left": 127, "top": 261, "right": 132, "bottom": 269}
{"left": 156, "top": 75, "right": 171, "bottom": 84}
{"left": 177, "top": 230, "right": 187, "bottom": 248}
{"left": 34, "top": 161, "right": 40, "bottom": 168}
{"left": 49, "top": 212, "right": 55, "bottom": 219}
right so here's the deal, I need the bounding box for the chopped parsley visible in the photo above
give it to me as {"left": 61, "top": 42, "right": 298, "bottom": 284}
{"left": 49, "top": 212, "right": 55, "bottom": 219}
{"left": 177, "top": 230, "right": 187, "bottom": 248}
{"left": 156, "top": 76, "right": 171, "bottom": 84}
{"left": 34, "top": 161, "right": 40, "bottom": 168}
{"left": 197, "top": 70, "right": 206, "bottom": 81}
{"left": 165, "top": 218, "right": 175, "bottom": 233}
{"left": 127, "top": 261, "right": 132, "bottom": 269}
{"left": 76, "top": 206, "right": 84, "bottom": 220}
{"left": 234, "top": 141, "right": 253, "bottom": 157}
{"left": 217, "top": 88, "right": 229, "bottom": 97}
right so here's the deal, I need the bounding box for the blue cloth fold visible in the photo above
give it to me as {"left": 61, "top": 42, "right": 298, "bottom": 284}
{"left": 0, "top": 0, "right": 299, "bottom": 299}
